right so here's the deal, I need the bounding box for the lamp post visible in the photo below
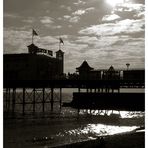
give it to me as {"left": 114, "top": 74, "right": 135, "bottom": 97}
{"left": 126, "top": 63, "right": 130, "bottom": 70}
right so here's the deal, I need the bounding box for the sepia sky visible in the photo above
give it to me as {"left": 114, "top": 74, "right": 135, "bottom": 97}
{"left": 4, "top": 0, "right": 145, "bottom": 73}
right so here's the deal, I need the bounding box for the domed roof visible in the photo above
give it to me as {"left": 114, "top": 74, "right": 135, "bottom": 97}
{"left": 108, "top": 65, "right": 115, "bottom": 72}
{"left": 27, "top": 43, "right": 38, "bottom": 48}
{"left": 76, "top": 60, "right": 94, "bottom": 71}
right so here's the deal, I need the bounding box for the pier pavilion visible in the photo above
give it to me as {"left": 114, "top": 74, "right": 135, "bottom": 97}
{"left": 4, "top": 43, "right": 64, "bottom": 81}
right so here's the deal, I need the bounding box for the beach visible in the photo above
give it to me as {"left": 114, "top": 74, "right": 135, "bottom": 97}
{"left": 4, "top": 111, "right": 145, "bottom": 148}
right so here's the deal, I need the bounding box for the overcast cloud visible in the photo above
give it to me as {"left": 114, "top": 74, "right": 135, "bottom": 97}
{"left": 4, "top": 0, "right": 145, "bottom": 73}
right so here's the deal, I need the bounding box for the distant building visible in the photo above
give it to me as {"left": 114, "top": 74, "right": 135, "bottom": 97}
{"left": 76, "top": 61, "right": 121, "bottom": 80}
{"left": 102, "top": 65, "right": 120, "bottom": 80}
{"left": 123, "top": 70, "right": 145, "bottom": 81}
{"left": 76, "top": 60, "right": 101, "bottom": 80}
{"left": 76, "top": 61, "right": 144, "bottom": 81}
{"left": 4, "top": 44, "right": 64, "bottom": 80}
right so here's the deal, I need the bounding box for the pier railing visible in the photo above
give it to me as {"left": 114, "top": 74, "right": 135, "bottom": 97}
{"left": 3, "top": 79, "right": 144, "bottom": 89}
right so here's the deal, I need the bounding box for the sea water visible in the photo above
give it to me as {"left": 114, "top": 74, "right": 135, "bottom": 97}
{"left": 4, "top": 88, "right": 145, "bottom": 148}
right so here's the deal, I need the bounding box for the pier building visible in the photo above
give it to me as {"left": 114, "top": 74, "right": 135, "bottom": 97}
{"left": 76, "top": 60, "right": 101, "bottom": 80}
{"left": 102, "top": 65, "right": 120, "bottom": 80}
{"left": 4, "top": 43, "right": 64, "bottom": 81}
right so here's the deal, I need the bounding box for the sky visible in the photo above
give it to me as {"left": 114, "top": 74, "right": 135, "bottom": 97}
{"left": 4, "top": 0, "right": 145, "bottom": 73}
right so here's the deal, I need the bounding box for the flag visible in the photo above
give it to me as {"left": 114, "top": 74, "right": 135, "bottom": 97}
{"left": 59, "top": 37, "right": 64, "bottom": 44}
{"left": 32, "top": 29, "right": 38, "bottom": 36}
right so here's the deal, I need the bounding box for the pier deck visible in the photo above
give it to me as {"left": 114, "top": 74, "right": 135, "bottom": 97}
{"left": 4, "top": 79, "right": 144, "bottom": 88}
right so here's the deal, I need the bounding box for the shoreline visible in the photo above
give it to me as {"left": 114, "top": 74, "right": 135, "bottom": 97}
{"left": 51, "top": 129, "right": 145, "bottom": 148}
{"left": 4, "top": 113, "right": 144, "bottom": 127}
{"left": 4, "top": 112, "right": 145, "bottom": 148}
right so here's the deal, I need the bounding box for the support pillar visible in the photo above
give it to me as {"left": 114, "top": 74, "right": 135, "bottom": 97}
{"left": 59, "top": 88, "right": 62, "bottom": 110}
{"left": 51, "top": 87, "right": 54, "bottom": 111}
{"left": 5, "top": 88, "right": 8, "bottom": 111}
{"left": 12, "top": 88, "right": 16, "bottom": 114}
{"left": 8, "top": 88, "right": 10, "bottom": 113}
{"left": 42, "top": 88, "right": 45, "bottom": 112}
{"left": 33, "top": 88, "right": 35, "bottom": 113}
{"left": 98, "top": 88, "right": 100, "bottom": 92}
{"left": 112, "top": 88, "right": 114, "bottom": 93}
{"left": 86, "top": 88, "right": 88, "bottom": 93}
{"left": 78, "top": 108, "right": 80, "bottom": 115}
{"left": 78, "top": 88, "right": 80, "bottom": 93}
{"left": 22, "top": 88, "right": 26, "bottom": 115}
{"left": 101, "top": 88, "right": 103, "bottom": 92}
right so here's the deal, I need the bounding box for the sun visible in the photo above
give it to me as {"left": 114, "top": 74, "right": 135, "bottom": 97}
{"left": 106, "top": 0, "right": 124, "bottom": 7}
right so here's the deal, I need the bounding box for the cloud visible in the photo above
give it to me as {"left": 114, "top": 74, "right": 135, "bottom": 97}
{"left": 62, "top": 14, "right": 81, "bottom": 23}
{"left": 60, "top": 5, "right": 72, "bottom": 11}
{"left": 72, "top": 7, "right": 95, "bottom": 16}
{"left": 40, "top": 16, "right": 54, "bottom": 24}
{"left": 102, "top": 14, "right": 120, "bottom": 22}
{"left": 72, "top": 10, "right": 86, "bottom": 15}
{"left": 113, "top": 3, "right": 145, "bottom": 20}
{"left": 63, "top": 7, "right": 95, "bottom": 24}
{"left": 63, "top": 15, "right": 71, "bottom": 19}
{"left": 4, "top": 13, "right": 20, "bottom": 19}
{"left": 79, "top": 19, "right": 144, "bottom": 38}
{"left": 4, "top": 0, "right": 145, "bottom": 72}
{"left": 111, "top": 37, "right": 144, "bottom": 47}
{"left": 4, "top": 28, "right": 31, "bottom": 53}
{"left": 69, "top": 16, "right": 80, "bottom": 23}
{"left": 4, "top": 27, "right": 61, "bottom": 54}
{"left": 73, "top": 36, "right": 99, "bottom": 48}
{"left": 73, "top": 0, "right": 86, "bottom": 5}
{"left": 40, "top": 16, "right": 62, "bottom": 29}
{"left": 85, "top": 7, "right": 95, "bottom": 12}
{"left": 22, "top": 17, "right": 35, "bottom": 23}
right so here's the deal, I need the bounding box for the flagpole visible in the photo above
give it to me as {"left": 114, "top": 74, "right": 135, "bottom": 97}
{"left": 32, "top": 29, "right": 33, "bottom": 44}
{"left": 59, "top": 42, "right": 61, "bottom": 50}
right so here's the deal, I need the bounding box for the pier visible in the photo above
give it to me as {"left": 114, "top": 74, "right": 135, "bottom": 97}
{"left": 3, "top": 78, "right": 145, "bottom": 116}
{"left": 3, "top": 47, "right": 145, "bottom": 116}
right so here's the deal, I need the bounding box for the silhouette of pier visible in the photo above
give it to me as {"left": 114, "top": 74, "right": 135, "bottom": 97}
{"left": 3, "top": 43, "right": 145, "bottom": 116}
{"left": 3, "top": 78, "right": 145, "bottom": 115}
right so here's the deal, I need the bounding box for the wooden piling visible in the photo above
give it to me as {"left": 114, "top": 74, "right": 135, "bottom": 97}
{"left": 33, "top": 88, "right": 35, "bottom": 113}
{"left": 22, "top": 88, "right": 25, "bottom": 115}
{"left": 60, "top": 88, "right": 62, "bottom": 110}
{"left": 78, "top": 87, "right": 80, "bottom": 93}
{"left": 8, "top": 88, "right": 10, "bottom": 112}
{"left": 12, "top": 88, "right": 16, "bottom": 114}
{"left": 51, "top": 87, "right": 54, "bottom": 111}
{"left": 5, "top": 88, "right": 8, "bottom": 111}
{"left": 42, "top": 88, "right": 45, "bottom": 112}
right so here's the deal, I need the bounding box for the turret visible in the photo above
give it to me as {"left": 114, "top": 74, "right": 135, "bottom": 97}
{"left": 56, "top": 49, "right": 64, "bottom": 74}
{"left": 27, "top": 43, "right": 38, "bottom": 54}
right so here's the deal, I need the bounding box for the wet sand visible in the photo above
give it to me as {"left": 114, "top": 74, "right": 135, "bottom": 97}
{"left": 53, "top": 130, "right": 144, "bottom": 148}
